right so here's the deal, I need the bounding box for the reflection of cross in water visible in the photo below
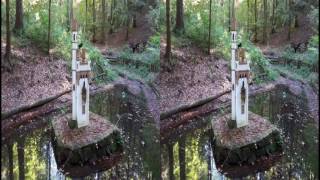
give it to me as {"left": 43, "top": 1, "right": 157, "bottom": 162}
{"left": 81, "top": 81, "right": 87, "bottom": 114}
{"left": 241, "top": 81, "right": 246, "bottom": 114}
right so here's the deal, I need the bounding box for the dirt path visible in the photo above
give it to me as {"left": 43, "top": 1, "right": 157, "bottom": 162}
{"left": 94, "top": 6, "right": 154, "bottom": 54}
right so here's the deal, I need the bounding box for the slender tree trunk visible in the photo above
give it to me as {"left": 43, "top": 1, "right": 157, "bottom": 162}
{"left": 133, "top": 13, "right": 137, "bottom": 28}
{"left": 271, "top": 0, "right": 276, "bottom": 33}
{"left": 46, "top": 142, "right": 51, "bottom": 180}
{"left": 5, "top": 0, "right": 11, "bottom": 66}
{"left": 85, "top": 0, "right": 88, "bottom": 33}
{"left": 247, "top": 0, "right": 250, "bottom": 33}
{"left": 178, "top": 137, "right": 186, "bottom": 180}
{"left": 125, "top": 0, "right": 129, "bottom": 40}
{"left": 7, "top": 143, "right": 14, "bottom": 180}
{"left": 254, "top": 0, "right": 257, "bottom": 42}
{"left": 228, "top": 0, "right": 231, "bottom": 31}
{"left": 208, "top": 0, "right": 212, "bottom": 54}
{"left": 102, "top": 0, "right": 106, "bottom": 42}
{"left": 109, "top": 0, "right": 114, "bottom": 34}
{"left": 15, "top": 0, "right": 23, "bottom": 31}
{"left": 17, "top": 137, "right": 25, "bottom": 180}
{"left": 165, "top": 0, "right": 171, "bottom": 60}
{"left": 287, "top": 0, "right": 291, "bottom": 40}
{"left": 167, "top": 144, "right": 174, "bottom": 180}
{"left": 92, "top": 0, "right": 96, "bottom": 42}
{"left": 175, "top": 0, "right": 184, "bottom": 33}
{"left": 262, "top": 0, "right": 267, "bottom": 44}
{"left": 48, "top": 0, "right": 51, "bottom": 54}
{"left": 294, "top": 14, "right": 298, "bottom": 27}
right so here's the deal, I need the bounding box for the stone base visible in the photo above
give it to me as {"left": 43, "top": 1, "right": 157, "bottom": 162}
{"left": 51, "top": 112, "right": 123, "bottom": 178}
{"left": 211, "top": 112, "right": 283, "bottom": 169}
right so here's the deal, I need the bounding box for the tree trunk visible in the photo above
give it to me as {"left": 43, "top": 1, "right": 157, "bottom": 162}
{"left": 247, "top": 0, "right": 250, "bottom": 33}
{"left": 15, "top": 0, "right": 23, "bottom": 31}
{"left": 167, "top": 144, "right": 174, "bottom": 180}
{"left": 262, "top": 0, "right": 267, "bottom": 44}
{"left": 85, "top": 0, "right": 88, "bottom": 33}
{"left": 271, "top": 0, "right": 276, "bottom": 33}
{"left": 7, "top": 143, "right": 14, "bottom": 180}
{"left": 160, "top": 89, "right": 231, "bottom": 120}
{"left": 228, "top": 0, "right": 231, "bottom": 31}
{"left": 1, "top": 89, "right": 71, "bottom": 120}
{"left": 208, "top": 0, "right": 212, "bottom": 54}
{"left": 48, "top": 0, "right": 51, "bottom": 55}
{"left": 254, "top": 0, "right": 257, "bottom": 42}
{"left": 165, "top": 0, "right": 171, "bottom": 60}
{"left": 92, "top": 0, "right": 96, "bottom": 42}
{"left": 125, "top": 0, "right": 129, "bottom": 40}
{"left": 175, "top": 0, "right": 184, "bottom": 33}
{"left": 109, "top": 0, "right": 114, "bottom": 34}
{"left": 102, "top": 0, "right": 106, "bottom": 42}
{"left": 17, "top": 137, "right": 25, "bottom": 180}
{"left": 5, "top": 0, "right": 11, "bottom": 66}
{"left": 133, "top": 13, "right": 137, "bottom": 28}
{"left": 294, "top": 14, "right": 298, "bottom": 28}
{"left": 178, "top": 137, "right": 186, "bottom": 180}
{"left": 287, "top": 0, "right": 291, "bottom": 40}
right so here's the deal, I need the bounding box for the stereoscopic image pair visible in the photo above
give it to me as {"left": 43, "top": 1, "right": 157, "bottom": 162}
{"left": 1, "top": 0, "right": 319, "bottom": 179}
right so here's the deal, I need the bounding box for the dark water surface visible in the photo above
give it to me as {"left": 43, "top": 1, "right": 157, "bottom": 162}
{"left": 1, "top": 87, "right": 160, "bottom": 179}
{"left": 161, "top": 86, "right": 319, "bottom": 179}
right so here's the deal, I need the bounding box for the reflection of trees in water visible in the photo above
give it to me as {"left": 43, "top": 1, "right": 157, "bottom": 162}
{"left": 250, "top": 87, "right": 318, "bottom": 179}
{"left": 90, "top": 89, "right": 160, "bottom": 179}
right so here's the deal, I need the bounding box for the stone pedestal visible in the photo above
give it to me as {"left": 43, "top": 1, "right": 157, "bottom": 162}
{"left": 51, "top": 112, "right": 123, "bottom": 178}
{"left": 211, "top": 112, "right": 283, "bottom": 175}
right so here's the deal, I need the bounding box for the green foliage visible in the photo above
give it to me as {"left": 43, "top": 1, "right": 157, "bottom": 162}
{"left": 147, "top": 5, "right": 161, "bottom": 32}
{"left": 308, "top": 6, "right": 319, "bottom": 33}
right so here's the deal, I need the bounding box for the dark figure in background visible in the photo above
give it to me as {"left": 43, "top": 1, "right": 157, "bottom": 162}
{"left": 129, "top": 40, "right": 148, "bottom": 53}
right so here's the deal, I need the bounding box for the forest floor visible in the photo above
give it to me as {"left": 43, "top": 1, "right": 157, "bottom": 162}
{"left": 1, "top": 41, "right": 72, "bottom": 113}
{"left": 94, "top": 5, "right": 153, "bottom": 54}
{"left": 257, "top": 12, "right": 314, "bottom": 55}
{"left": 155, "top": 38, "right": 231, "bottom": 113}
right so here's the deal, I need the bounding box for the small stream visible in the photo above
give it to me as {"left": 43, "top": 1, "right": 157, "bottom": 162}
{"left": 1, "top": 85, "right": 160, "bottom": 179}
{"left": 161, "top": 85, "right": 319, "bottom": 179}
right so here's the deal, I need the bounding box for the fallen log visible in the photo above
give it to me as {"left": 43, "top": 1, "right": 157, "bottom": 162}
{"left": 1, "top": 90, "right": 72, "bottom": 120}
{"left": 160, "top": 89, "right": 231, "bottom": 120}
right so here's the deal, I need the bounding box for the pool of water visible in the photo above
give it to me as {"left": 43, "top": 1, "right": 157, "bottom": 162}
{"left": 161, "top": 85, "right": 319, "bottom": 179}
{"left": 1, "top": 87, "right": 160, "bottom": 179}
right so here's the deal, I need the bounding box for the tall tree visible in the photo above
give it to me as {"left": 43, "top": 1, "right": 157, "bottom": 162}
{"left": 175, "top": 0, "right": 184, "bottom": 33}
{"left": 7, "top": 143, "right": 14, "bottom": 180}
{"left": 178, "top": 137, "right": 186, "bottom": 180}
{"left": 247, "top": 0, "right": 250, "bottom": 33}
{"left": 271, "top": 0, "right": 276, "bottom": 33}
{"left": 287, "top": 0, "right": 292, "bottom": 40}
{"left": 167, "top": 144, "right": 174, "bottom": 180}
{"left": 48, "top": 0, "right": 52, "bottom": 54}
{"left": 125, "top": 0, "right": 130, "bottom": 40}
{"left": 85, "top": 0, "right": 88, "bottom": 33}
{"left": 18, "top": 137, "right": 25, "bottom": 180}
{"left": 109, "top": 0, "right": 115, "bottom": 34}
{"left": 5, "top": 0, "right": 12, "bottom": 66}
{"left": 254, "top": 0, "right": 257, "bottom": 42}
{"left": 165, "top": 0, "right": 171, "bottom": 61}
{"left": 92, "top": 0, "right": 97, "bottom": 42}
{"left": 228, "top": 0, "right": 231, "bottom": 31}
{"left": 208, "top": 0, "right": 212, "bottom": 54}
{"left": 262, "top": 0, "right": 267, "bottom": 44}
{"left": 102, "top": 0, "right": 107, "bottom": 42}
{"left": 15, "top": 0, "right": 23, "bottom": 31}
